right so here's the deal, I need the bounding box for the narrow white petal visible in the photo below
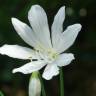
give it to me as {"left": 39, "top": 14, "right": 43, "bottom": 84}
{"left": 29, "top": 75, "right": 41, "bottom": 96}
{"left": 42, "top": 64, "right": 59, "bottom": 80}
{"left": 56, "top": 53, "right": 75, "bottom": 67}
{"left": 55, "top": 24, "right": 82, "bottom": 53}
{"left": 0, "top": 44, "right": 36, "bottom": 59}
{"left": 12, "top": 61, "right": 46, "bottom": 74}
{"left": 28, "top": 5, "right": 52, "bottom": 48}
{"left": 52, "top": 6, "right": 65, "bottom": 47}
{"left": 11, "top": 18, "right": 38, "bottom": 47}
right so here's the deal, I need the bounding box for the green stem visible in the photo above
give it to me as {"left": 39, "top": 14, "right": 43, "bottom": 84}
{"left": 39, "top": 73, "right": 46, "bottom": 96}
{"left": 60, "top": 68, "right": 64, "bottom": 96}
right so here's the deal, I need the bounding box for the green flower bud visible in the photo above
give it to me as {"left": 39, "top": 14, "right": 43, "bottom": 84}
{"left": 29, "top": 72, "right": 41, "bottom": 96}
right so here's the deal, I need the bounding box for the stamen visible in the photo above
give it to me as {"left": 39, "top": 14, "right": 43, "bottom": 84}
{"left": 35, "top": 43, "right": 59, "bottom": 63}
{"left": 32, "top": 59, "right": 38, "bottom": 61}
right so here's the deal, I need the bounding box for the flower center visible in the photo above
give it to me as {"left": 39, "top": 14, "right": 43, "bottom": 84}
{"left": 47, "top": 50, "right": 58, "bottom": 61}
{"left": 34, "top": 44, "right": 59, "bottom": 63}
{"left": 42, "top": 49, "right": 59, "bottom": 63}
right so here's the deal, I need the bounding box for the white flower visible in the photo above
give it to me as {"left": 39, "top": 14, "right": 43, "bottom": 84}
{"left": 0, "top": 5, "right": 82, "bottom": 80}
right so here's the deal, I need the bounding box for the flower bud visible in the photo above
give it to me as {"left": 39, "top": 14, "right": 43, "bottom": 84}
{"left": 29, "top": 72, "right": 41, "bottom": 96}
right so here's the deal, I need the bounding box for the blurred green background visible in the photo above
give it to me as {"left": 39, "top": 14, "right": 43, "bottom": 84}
{"left": 0, "top": 0, "right": 96, "bottom": 96}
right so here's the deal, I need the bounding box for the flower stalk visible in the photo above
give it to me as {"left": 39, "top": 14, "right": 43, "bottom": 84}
{"left": 39, "top": 73, "right": 46, "bottom": 96}
{"left": 60, "top": 68, "right": 64, "bottom": 96}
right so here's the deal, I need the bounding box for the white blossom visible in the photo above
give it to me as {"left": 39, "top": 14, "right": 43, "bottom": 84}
{"left": 0, "top": 5, "right": 82, "bottom": 80}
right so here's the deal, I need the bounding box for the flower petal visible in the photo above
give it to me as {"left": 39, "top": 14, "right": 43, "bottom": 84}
{"left": 28, "top": 5, "right": 52, "bottom": 48}
{"left": 52, "top": 6, "right": 65, "bottom": 47}
{"left": 12, "top": 60, "right": 46, "bottom": 74}
{"left": 42, "top": 64, "right": 59, "bottom": 80}
{"left": 56, "top": 53, "right": 75, "bottom": 67}
{"left": 0, "top": 44, "right": 36, "bottom": 59}
{"left": 55, "top": 24, "right": 82, "bottom": 53}
{"left": 11, "top": 18, "right": 38, "bottom": 48}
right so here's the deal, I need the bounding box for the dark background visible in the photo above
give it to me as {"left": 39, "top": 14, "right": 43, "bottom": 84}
{"left": 0, "top": 0, "right": 96, "bottom": 96}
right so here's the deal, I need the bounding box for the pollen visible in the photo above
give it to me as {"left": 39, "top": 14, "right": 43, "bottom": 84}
{"left": 47, "top": 49, "right": 58, "bottom": 61}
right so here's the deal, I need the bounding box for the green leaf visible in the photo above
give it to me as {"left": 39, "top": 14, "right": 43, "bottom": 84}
{"left": 0, "top": 91, "right": 4, "bottom": 96}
